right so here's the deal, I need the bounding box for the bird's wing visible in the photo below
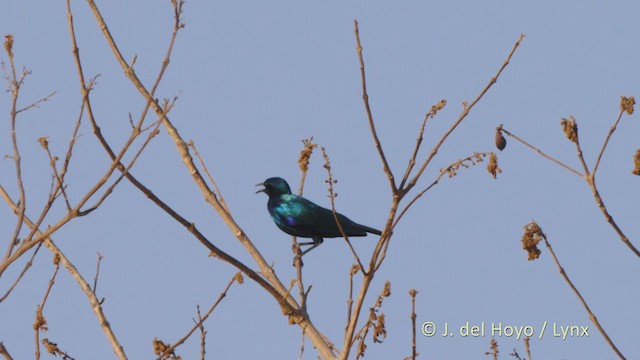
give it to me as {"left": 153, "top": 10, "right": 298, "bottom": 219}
{"left": 277, "top": 195, "right": 370, "bottom": 238}
{"left": 271, "top": 195, "right": 329, "bottom": 236}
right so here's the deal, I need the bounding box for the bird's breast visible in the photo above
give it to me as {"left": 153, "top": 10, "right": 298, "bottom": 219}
{"left": 269, "top": 200, "right": 300, "bottom": 227}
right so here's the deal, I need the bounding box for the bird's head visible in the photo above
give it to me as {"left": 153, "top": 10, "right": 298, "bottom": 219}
{"left": 255, "top": 177, "right": 292, "bottom": 197}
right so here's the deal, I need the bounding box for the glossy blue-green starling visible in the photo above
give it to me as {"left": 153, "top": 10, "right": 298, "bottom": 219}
{"left": 256, "top": 177, "right": 381, "bottom": 255}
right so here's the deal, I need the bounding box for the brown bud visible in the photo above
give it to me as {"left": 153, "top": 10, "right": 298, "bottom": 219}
{"left": 495, "top": 130, "right": 506, "bottom": 151}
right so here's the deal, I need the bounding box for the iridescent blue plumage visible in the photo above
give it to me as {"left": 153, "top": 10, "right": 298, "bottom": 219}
{"left": 256, "top": 177, "right": 381, "bottom": 255}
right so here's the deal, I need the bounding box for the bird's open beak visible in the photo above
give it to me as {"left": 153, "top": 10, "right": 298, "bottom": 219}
{"left": 255, "top": 182, "right": 266, "bottom": 194}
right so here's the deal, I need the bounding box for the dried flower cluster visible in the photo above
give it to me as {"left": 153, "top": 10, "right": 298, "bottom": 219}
{"left": 487, "top": 153, "right": 502, "bottom": 179}
{"left": 442, "top": 152, "right": 486, "bottom": 178}
{"left": 560, "top": 116, "right": 578, "bottom": 143}
{"left": 633, "top": 149, "right": 640, "bottom": 176}
{"left": 3, "top": 34, "right": 13, "bottom": 57}
{"left": 233, "top": 272, "right": 244, "bottom": 284}
{"left": 620, "top": 96, "right": 635, "bottom": 115}
{"left": 440, "top": 152, "right": 501, "bottom": 179}
{"left": 153, "top": 338, "right": 181, "bottom": 360}
{"left": 297, "top": 137, "right": 317, "bottom": 173}
{"left": 355, "top": 281, "right": 392, "bottom": 358}
{"left": 485, "top": 338, "right": 499, "bottom": 358}
{"left": 33, "top": 309, "right": 48, "bottom": 332}
{"left": 521, "top": 221, "right": 545, "bottom": 261}
{"left": 430, "top": 99, "right": 447, "bottom": 116}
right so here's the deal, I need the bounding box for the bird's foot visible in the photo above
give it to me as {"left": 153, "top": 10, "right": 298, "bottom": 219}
{"left": 295, "top": 237, "right": 323, "bottom": 257}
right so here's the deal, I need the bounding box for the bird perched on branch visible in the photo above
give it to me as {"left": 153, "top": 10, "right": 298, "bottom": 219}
{"left": 256, "top": 177, "right": 381, "bottom": 256}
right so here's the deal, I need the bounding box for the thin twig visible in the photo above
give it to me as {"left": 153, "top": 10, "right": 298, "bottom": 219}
{"left": 409, "top": 289, "right": 418, "bottom": 360}
{"left": 545, "top": 237, "right": 626, "bottom": 359}
{"left": 293, "top": 137, "right": 316, "bottom": 312}
{"left": 585, "top": 177, "right": 640, "bottom": 257}
{"left": 298, "top": 328, "right": 306, "bottom": 360}
{"left": 0, "top": 242, "right": 43, "bottom": 303}
{"left": 156, "top": 273, "right": 241, "bottom": 360}
{"left": 499, "top": 127, "right": 583, "bottom": 178}
{"left": 0, "top": 342, "right": 14, "bottom": 360}
{"left": 59, "top": 85, "right": 89, "bottom": 184}
{"left": 399, "top": 100, "right": 447, "bottom": 191}
{"left": 529, "top": 222, "right": 626, "bottom": 359}
{"left": 188, "top": 141, "right": 229, "bottom": 213}
{"left": 41, "top": 140, "right": 72, "bottom": 210}
{"left": 510, "top": 348, "right": 522, "bottom": 360}
{"left": 3, "top": 36, "right": 28, "bottom": 262}
{"left": 320, "top": 147, "right": 366, "bottom": 273}
{"left": 34, "top": 256, "right": 60, "bottom": 360}
{"left": 593, "top": 109, "right": 625, "bottom": 176}
{"left": 92, "top": 252, "right": 104, "bottom": 294}
{"left": 344, "top": 264, "right": 359, "bottom": 335}
{"left": 524, "top": 336, "right": 531, "bottom": 360}
{"left": 353, "top": 20, "right": 396, "bottom": 193}
{"left": 571, "top": 126, "right": 592, "bottom": 178}
{"left": 16, "top": 91, "right": 56, "bottom": 114}
{"left": 196, "top": 306, "right": 206, "bottom": 360}
{"left": 574, "top": 112, "right": 640, "bottom": 257}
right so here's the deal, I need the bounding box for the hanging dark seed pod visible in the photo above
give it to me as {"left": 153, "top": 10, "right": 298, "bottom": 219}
{"left": 495, "top": 130, "right": 506, "bottom": 151}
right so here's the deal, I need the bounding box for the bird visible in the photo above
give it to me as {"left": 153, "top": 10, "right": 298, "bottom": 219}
{"left": 256, "top": 177, "right": 381, "bottom": 255}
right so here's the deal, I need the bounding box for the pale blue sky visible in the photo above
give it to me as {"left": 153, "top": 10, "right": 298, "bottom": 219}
{"left": 1, "top": 1, "right": 638, "bottom": 359}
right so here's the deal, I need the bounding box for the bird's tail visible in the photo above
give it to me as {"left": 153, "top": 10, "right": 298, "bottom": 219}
{"left": 358, "top": 224, "right": 382, "bottom": 236}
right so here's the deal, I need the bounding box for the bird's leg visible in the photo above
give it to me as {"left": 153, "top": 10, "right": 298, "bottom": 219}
{"left": 298, "top": 237, "right": 324, "bottom": 256}
{"left": 297, "top": 237, "right": 324, "bottom": 247}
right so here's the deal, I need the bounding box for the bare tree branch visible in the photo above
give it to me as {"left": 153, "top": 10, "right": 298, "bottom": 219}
{"left": 0, "top": 342, "right": 14, "bottom": 360}
{"left": 522, "top": 222, "right": 626, "bottom": 359}
{"left": 0, "top": 243, "right": 42, "bottom": 303}
{"left": 34, "top": 256, "right": 60, "bottom": 360}
{"left": 353, "top": 21, "right": 396, "bottom": 193}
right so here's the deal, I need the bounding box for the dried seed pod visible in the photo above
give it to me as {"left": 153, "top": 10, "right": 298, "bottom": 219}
{"left": 495, "top": 130, "right": 506, "bottom": 151}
